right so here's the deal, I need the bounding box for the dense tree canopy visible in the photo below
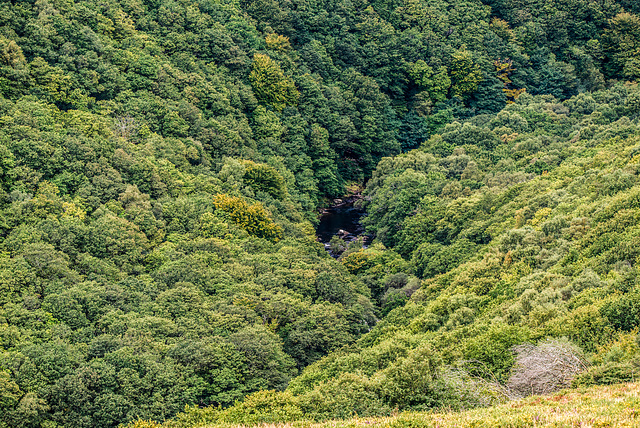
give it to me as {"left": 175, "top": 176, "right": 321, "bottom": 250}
{"left": 1, "top": 0, "right": 640, "bottom": 426}
{"left": 156, "top": 84, "right": 640, "bottom": 427}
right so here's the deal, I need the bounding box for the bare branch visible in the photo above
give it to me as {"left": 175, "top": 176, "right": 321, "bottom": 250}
{"left": 507, "top": 339, "right": 589, "bottom": 398}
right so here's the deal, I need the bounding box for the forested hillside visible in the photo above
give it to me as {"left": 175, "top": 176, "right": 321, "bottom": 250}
{"left": 1, "top": 0, "right": 640, "bottom": 426}
{"left": 138, "top": 84, "right": 640, "bottom": 427}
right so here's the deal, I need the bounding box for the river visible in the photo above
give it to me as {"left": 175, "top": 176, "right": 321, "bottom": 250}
{"left": 316, "top": 200, "right": 370, "bottom": 256}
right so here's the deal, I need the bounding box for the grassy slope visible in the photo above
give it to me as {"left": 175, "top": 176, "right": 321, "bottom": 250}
{"left": 198, "top": 382, "right": 640, "bottom": 428}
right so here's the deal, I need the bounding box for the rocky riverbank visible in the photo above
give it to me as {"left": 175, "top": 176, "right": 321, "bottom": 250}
{"left": 316, "top": 193, "right": 371, "bottom": 256}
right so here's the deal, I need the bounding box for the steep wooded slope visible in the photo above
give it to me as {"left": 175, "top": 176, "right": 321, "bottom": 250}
{"left": 1, "top": 0, "right": 640, "bottom": 426}
{"left": 155, "top": 86, "right": 640, "bottom": 426}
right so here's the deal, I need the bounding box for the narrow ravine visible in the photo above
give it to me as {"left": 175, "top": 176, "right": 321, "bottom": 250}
{"left": 316, "top": 197, "right": 370, "bottom": 256}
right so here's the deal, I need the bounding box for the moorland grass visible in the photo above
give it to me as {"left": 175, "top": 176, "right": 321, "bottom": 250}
{"left": 197, "top": 382, "right": 640, "bottom": 428}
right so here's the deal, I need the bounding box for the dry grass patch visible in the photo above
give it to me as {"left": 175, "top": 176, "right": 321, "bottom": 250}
{"left": 201, "top": 382, "right": 640, "bottom": 428}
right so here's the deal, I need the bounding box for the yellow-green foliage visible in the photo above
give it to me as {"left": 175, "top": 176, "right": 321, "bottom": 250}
{"left": 449, "top": 48, "right": 482, "bottom": 98}
{"left": 124, "top": 421, "right": 163, "bottom": 428}
{"left": 341, "top": 244, "right": 409, "bottom": 276}
{"left": 218, "top": 390, "right": 304, "bottom": 425}
{"left": 0, "top": 36, "right": 25, "bottom": 68}
{"left": 157, "top": 382, "right": 640, "bottom": 428}
{"left": 573, "top": 331, "right": 640, "bottom": 387}
{"left": 265, "top": 33, "right": 292, "bottom": 52}
{"left": 249, "top": 54, "right": 299, "bottom": 112}
{"left": 341, "top": 250, "right": 373, "bottom": 275}
{"left": 212, "top": 194, "right": 283, "bottom": 242}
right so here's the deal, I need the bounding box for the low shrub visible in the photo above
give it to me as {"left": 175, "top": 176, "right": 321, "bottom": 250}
{"left": 218, "top": 390, "right": 303, "bottom": 425}
{"left": 507, "top": 339, "right": 588, "bottom": 397}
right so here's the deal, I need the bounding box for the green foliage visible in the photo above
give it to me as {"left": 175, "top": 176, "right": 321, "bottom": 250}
{"left": 218, "top": 390, "right": 304, "bottom": 425}
{"left": 450, "top": 49, "right": 483, "bottom": 98}
{"left": 574, "top": 332, "right": 640, "bottom": 386}
{"left": 412, "top": 239, "right": 478, "bottom": 278}
{"left": 249, "top": 54, "right": 299, "bottom": 112}
{"left": 137, "top": 382, "right": 640, "bottom": 427}
{"left": 376, "top": 344, "right": 442, "bottom": 409}
{"left": 409, "top": 61, "right": 450, "bottom": 103}
{"left": 2, "top": 0, "right": 640, "bottom": 426}
{"left": 602, "top": 13, "right": 640, "bottom": 79}
{"left": 300, "top": 373, "right": 390, "bottom": 420}
{"left": 241, "top": 160, "right": 287, "bottom": 199}
{"left": 0, "top": 91, "right": 377, "bottom": 426}
{"left": 601, "top": 290, "right": 640, "bottom": 332}
{"left": 203, "top": 84, "right": 640, "bottom": 425}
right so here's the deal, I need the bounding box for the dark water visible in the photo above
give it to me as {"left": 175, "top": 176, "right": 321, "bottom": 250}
{"left": 316, "top": 203, "right": 368, "bottom": 248}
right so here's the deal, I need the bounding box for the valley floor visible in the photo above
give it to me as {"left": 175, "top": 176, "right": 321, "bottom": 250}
{"left": 203, "top": 383, "right": 640, "bottom": 428}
